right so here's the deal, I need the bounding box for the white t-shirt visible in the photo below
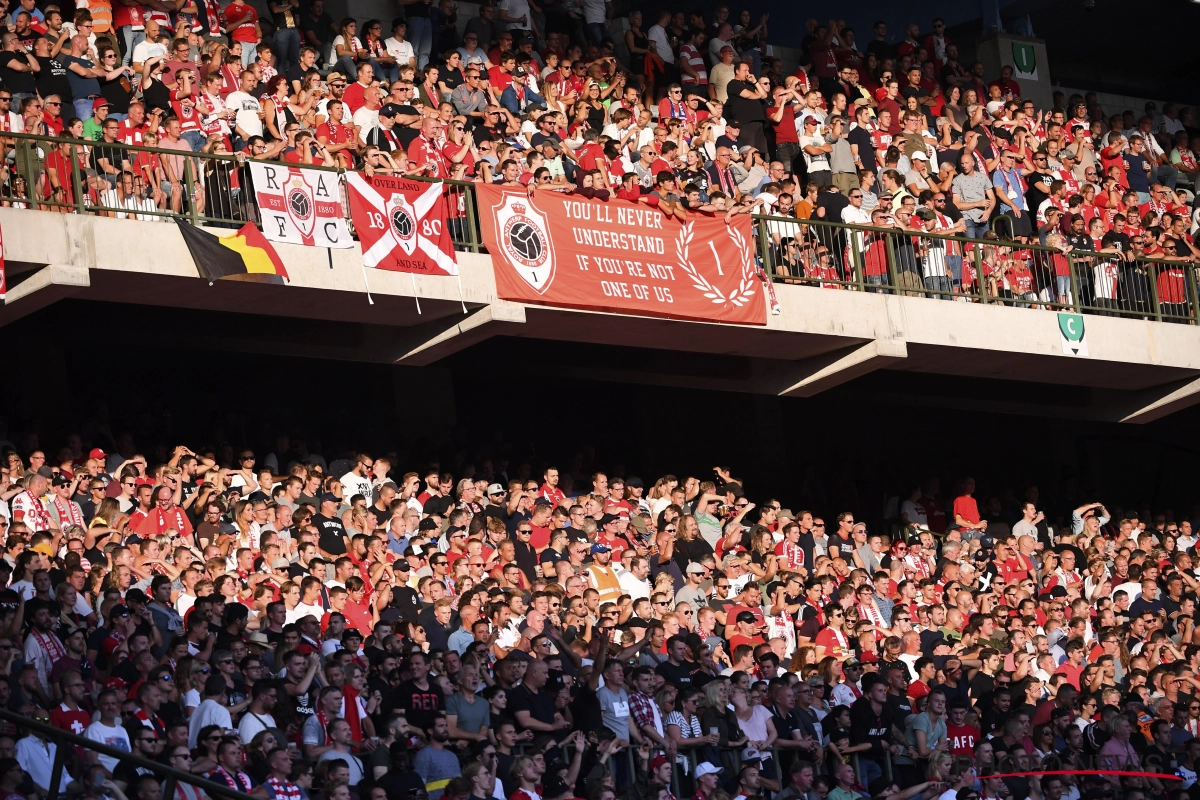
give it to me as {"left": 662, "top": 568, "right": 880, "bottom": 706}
{"left": 85, "top": 721, "right": 130, "bottom": 773}
{"left": 238, "top": 710, "right": 277, "bottom": 744}
{"left": 225, "top": 91, "right": 263, "bottom": 138}
{"left": 384, "top": 36, "right": 415, "bottom": 66}
{"left": 327, "top": 34, "right": 362, "bottom": 68}
{"left": 353, "top": 106, "right": 379, "bottom": 143}
{"left": 498, "top": 0, "right": 531, "bottom": 30}
{"left": 799, "top": 134, "right": 830, "bottom": 172}
{"left": 188, "top": 699, "right": 233, "bottom": 748}
{"left": 340, "top": 471, "right": 372, "bottom": 502}
{"left": 289, "top": 602, "right": 325, "bottom": 624}
{"left": 130, "top": 39, "right": 168, "bottom": 65}
{"left": 581, "top": 0, "right": 607, "bottom": 24}
{"left": 647, "top": 24, "right": 673, "bottom": 63}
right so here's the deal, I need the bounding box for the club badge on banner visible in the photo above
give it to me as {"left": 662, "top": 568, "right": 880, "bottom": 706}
{"left": 476, "top": 184, "right": 767, "bottom": 325}
{"left": 345, "top": 172, "right": 459, "bottom": 276}
{"left": 248, "top": 163, "right": 353, "bottom": 248}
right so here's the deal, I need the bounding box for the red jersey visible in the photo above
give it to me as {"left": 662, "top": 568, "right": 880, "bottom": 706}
{"left": 222, "top": 1, "right": 258, "bottom": 43}
{"left": 408, "top": 134, "right": 448, "bottom": 178}
{"left": 946, "top": 723, "right": 980, "bottom": 756}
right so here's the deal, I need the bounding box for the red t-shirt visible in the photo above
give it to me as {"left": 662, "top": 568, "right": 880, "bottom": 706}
{"left": 727, "top": 633, "right": 765, "bottom": 653}
{"left": 952, "top": 495, "right": 980, "bottom": 525}
{"left": 815, "top": 626, "right": 850, "bottom": 659}
{"left": 1054, "top": 662, "right": 1083, "bottom": 691}
{"left": 907, "top": 680, "right": 931, "bottom": 701}
{"left": 342, "top": 82, "right": 368, "bottom": 114}
{"left": 946, "top": 723, "right": 980, "bottom": 756}
{"left": 222, "top": 1, "right": 258, "bottom": 42}
{"left": 50, "top": 703, "right": 92, "bottom": 737}
{"left": 768, "top": 106, "right": 798, "bottom": 143}
{"left": 316, "top": 121, "right": 353, "bottom": 145}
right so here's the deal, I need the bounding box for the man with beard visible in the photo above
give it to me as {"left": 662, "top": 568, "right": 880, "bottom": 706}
{"left": 413, "top": 712, "right": 461, "bottom": 800}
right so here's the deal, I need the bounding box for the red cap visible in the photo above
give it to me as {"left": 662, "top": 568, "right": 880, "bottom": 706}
{"left": 89, "top": 447, "right": 107, "bottom": 460}
{"left": 650, "top": 755, "right": 670, "bottom": 771}
{"left": 104, "top": 676, "right": 129, "bottom": 689}
{"left": 859, "top": 651, "right": 880, "bottom": 664}
{"left": 92, "top": 98, "right": 110, "bottom": 110}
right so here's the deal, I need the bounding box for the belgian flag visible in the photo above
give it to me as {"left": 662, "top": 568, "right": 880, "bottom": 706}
{"left": 176, "top": 220, "right": 290, "bottom": 285}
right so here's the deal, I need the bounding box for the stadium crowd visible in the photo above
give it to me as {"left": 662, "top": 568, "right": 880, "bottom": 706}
{"left": 0, "top": 439, "right": 1197, "bottom": 800}
{"left": 0, "top": 1, "right": 1198, "bottom": 304}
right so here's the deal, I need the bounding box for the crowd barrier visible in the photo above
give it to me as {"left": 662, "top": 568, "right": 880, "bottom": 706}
{"left": 0, "top": 130, "right": 1196, "bottom": 323}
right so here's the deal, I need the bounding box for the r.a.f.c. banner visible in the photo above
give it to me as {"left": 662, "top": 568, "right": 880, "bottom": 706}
{"left": 476, "top": 184, "right": 766, "bottom": 325}
{"left": 248, "top": 162, "right": 353, "bottom": 248}
{"left": 345, "top": 172, "right": 459, "bottom": 276}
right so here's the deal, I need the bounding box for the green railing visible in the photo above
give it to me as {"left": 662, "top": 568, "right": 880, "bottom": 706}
{"left": 755, "top": 213, "right": 1199, "bottom": 323}
{"left": 1, "top": 128, "right": 1196, "bottom": 324}
{"left": 0, "top": 130, "right": 481, "bottom": 250}
{"left": 0, "top": 706, "right": 261, "bottom": 800}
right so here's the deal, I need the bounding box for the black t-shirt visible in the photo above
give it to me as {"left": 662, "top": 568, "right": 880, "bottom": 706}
{"left": 817, "top": 190, "right": 849, "bottom": 222}
{"left": 1102, "top": 230, "right": 1132, "bottom": 255}
{"left": 885, "top": 691, "right": 912, "bottom": 719}
{"left": 313, "top": 513, "right": 349, "bottom": 555}
{"left": 969, "top": 671, "right": 995, "bottom": 700}
{"left": 299, "top": 10, "right": 336, "bottom": 45}
{"left": 846, "top": 125, "right": 875, "bottom": 170}
{"left": 508, "top": 683, "right": 556, "bottom": 729}
{"left": 1023, "top": 171, "right": 1055, "bottom": 217}
{"left": 99, "top": 72, "right": 133, "bottom": 114}
{"left": 440, "top": 65, "right": 463, "bottom": 94}
{"left": 849, "top": 696, "right": 895, "bottom": 759}
{"left": 724, "top": 79, "right": 765, "bottom": 125}
{"left": 92, "top": 142, "right": 125, "bottom": 173}
{"left": 655, "top": 659, "right": 694, "bottom": 688}
{"left": 113, "top": 758, "right": 157, "bottom": 789}
{"left": 35, "top": 55, "right": 72, "bottom": 105}
{"left": 393, "top": 678, "right": 445, "bottom": 731}
{"left": 421, "top": 493, "right": 454, "bottom": 518}
{"left": 0, "top": 51, "right": 36, "bottom": 94}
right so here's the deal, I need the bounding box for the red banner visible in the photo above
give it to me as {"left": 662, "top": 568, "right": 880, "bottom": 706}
{"left": 477, "top": 184, "right": 766, "bottom": 325}
{"left": 346, "top": 173, "right": 459, "bottom": 276}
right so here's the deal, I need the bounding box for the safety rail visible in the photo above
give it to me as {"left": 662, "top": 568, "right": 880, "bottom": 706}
{"left": 0, "top": 127, "right": 1196, "bottom": 324}
{"left": 0, "top": 706, "right": 262, "bottom": 800}
{"left": 0, "top": 130, "right": 481, "bottom": 250}
{"left": 755, "top": 213, "right": 1200, "bottom": 324}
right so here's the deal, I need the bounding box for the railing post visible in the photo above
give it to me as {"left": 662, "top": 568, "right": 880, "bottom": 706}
{"left": 162, "top": 774, "right": 178, "bottom": 800}
{"left": 19, "top": 138, "right": 36, "bottom": 211}
{"left": 850, "top": 226, "right": 865, "bottom": 292}
{"left": 973, "top": 245, "right": 987, "bottom": 304}
{"left": 463, "top": 182, "right": 480, "bottom": 253}
{"left": 1188, "top": 262, "right": 1200, "bottom": 325}
{"left": 185, "top": 158, "right": 199, "bottom": 224}
{"left": 757, "top": 217, "right": 772, "bottom": 280}
{"left": 1146, "top": 261, "right": 1161, "bottom": 322}
{"left": 1068, "top": 253, "right": 1083, "bottom": 313}
{"left": 70, "top": 144, "right": 85, "bottom": 215}
{"left": 47, "top": 738, "right": 67, "bottom": 800}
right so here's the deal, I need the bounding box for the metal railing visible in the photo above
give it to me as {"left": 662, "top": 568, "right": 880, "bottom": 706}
{"left": 0, "top": 706, "right": 260, "bottom": 800}
{"left": 1, "top": 127, "right": 1196, "bottom": 324}
{"left": 756, "top": 213, "right": 1200, "bottom": 324}
{"left": 0, "top": 130, "right": 481, "bottom": 250}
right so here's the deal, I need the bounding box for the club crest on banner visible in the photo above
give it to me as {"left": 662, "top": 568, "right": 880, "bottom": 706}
{"left": 493, "top": 193, "right": 554, "bottom": 293}
{"left": 284, "top": 172, "right": 316, "bottom": 237}
{"left": 386, "top": 193, "right": 419, "bottom": 256}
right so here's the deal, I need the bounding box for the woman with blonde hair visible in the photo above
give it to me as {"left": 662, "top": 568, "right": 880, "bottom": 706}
{"left": 673, "top": 514, "right": 714, "bottom": 571}
{"left": 180, "top": 658, "right": 212, "bottom": 717}
{"left": 232, "top": 499, "right": 260, "bottom": 551}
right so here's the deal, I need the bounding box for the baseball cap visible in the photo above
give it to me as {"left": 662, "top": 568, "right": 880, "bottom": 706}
{"left": 739, "top": 145, "right": 755, "bottom": 155}
{"left": 860, "top": 651, "right": 880, "bottom": 664}
{"left": 92, "top": 98, "right": 110, "bottom": 110}
{"left": 319, "top": 492, "right": 339, "bottom": 504}
{"left": 88, "top": 447, "right": 107, "bottom": 460}
{"left": 486, "top": 483, "right": 505, "bottom": 495}
{"left": 686, "top": 562, "right": 707, "bottom": 575}
{"left": 916, "top": 208, "right": 936, "bottom": 220}
{"left": 110, "top": 605, "right": 131, "bottom": 619}
{"left": 695, "top": 763, "right": 722, "bottom": 779}
{"left": 911, "top": 151, "right": 928, "bottom": 160}
{"left": 271, "top": 557, "right": 291, "bottom": 569}
{"left": 650, "top": 755, "right": 669, "bottom": 771}
{"left": 52, "top": 474, "right": 71, "bottom": 487}
{"left": 599, "top": 513, "right": 619, "bottom": 526}
{"left": 418, "top": 517, "right": 439, "bottom": 532}
{"left": 379, "top": 106, "right": 398, "bottom": 118}
{"left": 512, "top": 66, "right": 526, "bottom": 78}
{"left": 978, "top": 535, "right": 995, "bottom": 550}
{"left": 590, "top": 543, "right": 611, "bottom": 555}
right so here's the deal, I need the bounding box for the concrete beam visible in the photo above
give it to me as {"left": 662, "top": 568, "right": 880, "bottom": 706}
{"left": 772, "top": 338, "right": 909, "bottom": 397}
{"left": 1113, "top": 376, "right": 1200, "bottom": 424}
{"left": 0, "top": 264, "right": 89, "bottom": 326}
{"left": 392, "top": 301, "right": 526, "bottom": 366}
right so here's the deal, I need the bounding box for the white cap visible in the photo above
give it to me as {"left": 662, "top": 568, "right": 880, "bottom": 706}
{"left": 695, "top": 763, "right": 723, "bottom": 779}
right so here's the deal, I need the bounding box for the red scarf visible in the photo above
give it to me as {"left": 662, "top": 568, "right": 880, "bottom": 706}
{"left": 267, "top": 777, "right": 301, "bottom": 800}
{"left": 343, "top": 684, "right": 364, "bottom": 741}
{"left": 30, "top": 629, "right": 66, "bottom": 662}
{"left": 53, "top": 497, "right": 83, "bottom": 528}
{"left": 315, "top": 707, "right": 333, "bottom": 745}
{"left": 212, "top": 766, "right": 253, "bottom": 792}
{"left": 135, "top": 708, "right": 165, "bottom": 738}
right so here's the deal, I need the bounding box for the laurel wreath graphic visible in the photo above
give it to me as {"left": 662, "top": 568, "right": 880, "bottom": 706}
{"left": 675, "top": 222, "right": 757, "bottom": 307}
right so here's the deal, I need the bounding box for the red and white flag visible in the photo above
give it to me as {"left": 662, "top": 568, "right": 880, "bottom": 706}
{"left": 346, "top": 172, "right": 458, "bottom": 276}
